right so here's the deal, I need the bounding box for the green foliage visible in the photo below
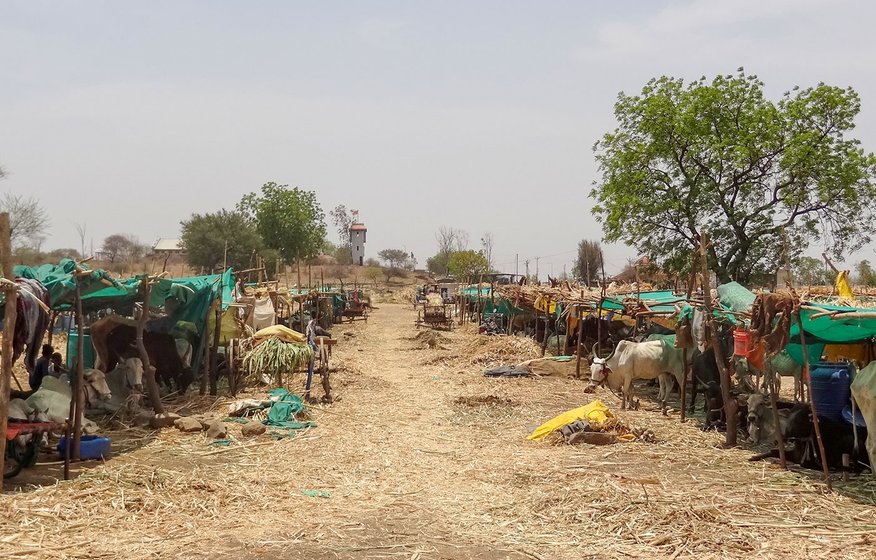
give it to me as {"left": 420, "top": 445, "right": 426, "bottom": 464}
{"left": 239, "top": 182, "right": 327, "bottom": 263}
{"left": 856, "top": 260, "right": 876, "bottom": 287}
{"left": 591, "top": 69, "right": 876, "bottom": 283}
{"left": 793, "top": 256, "right": 831, "bottom": 286}
{"left": 364, "top": 266, "right": 383, "bottom": 286}
{"left": 377, "top": 248, "right": 410, "bottom": 269}
{"left": 448, "top": 250, "right": 490, "bottom": 282}
{"left": 180, "top": 209, "right": 261, "bottom": 272}
{"left": 426, "top": 253, "right": 451, "bottom": 275}
{"left": 101, "top": 234, "right": 134, "bottom": 263}
{"left": 573, "top": 239, "right": 604, "bottom": 285}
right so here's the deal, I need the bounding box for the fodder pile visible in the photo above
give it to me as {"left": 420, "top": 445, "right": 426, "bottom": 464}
{"left": 371, "top": 286, "right": 417, "bottom": 304}
{"left": 409, "top": 330, "right": 450, "bottom": 349}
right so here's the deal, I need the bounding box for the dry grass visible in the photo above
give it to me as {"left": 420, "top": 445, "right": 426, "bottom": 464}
{"left": 2, "top": 303, "right": 875, "bottom": 559}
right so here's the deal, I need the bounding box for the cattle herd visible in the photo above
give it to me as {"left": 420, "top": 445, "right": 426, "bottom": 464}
{"left": 581, "top": 321, "right": 871, "bottom": 474}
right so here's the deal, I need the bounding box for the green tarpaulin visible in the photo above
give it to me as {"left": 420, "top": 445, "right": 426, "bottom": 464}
{"left": 11, "top": 259, "right": 122, "bottom": 308}
{"left": 793, "top": 304, "right": 876, "bottom": 344}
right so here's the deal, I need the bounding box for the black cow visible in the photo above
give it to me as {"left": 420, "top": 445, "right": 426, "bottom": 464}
{"left": 105, "top": 326, "right": 194, "bottom": 393}
{"left": 749, "top": 405, "right": 871, "bottom": 472}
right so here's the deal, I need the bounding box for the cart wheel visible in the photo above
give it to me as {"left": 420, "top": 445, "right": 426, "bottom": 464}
{"left": 4, "top": 442, "right": 23, "bottom": 479}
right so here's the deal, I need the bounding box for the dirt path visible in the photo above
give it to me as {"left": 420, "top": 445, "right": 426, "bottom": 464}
{"left": 2, "top": 304, "right": 876, "bottom": 559}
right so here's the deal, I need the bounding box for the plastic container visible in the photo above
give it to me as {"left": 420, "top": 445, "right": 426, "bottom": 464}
{"left": 810, "top": 363, "right": 851, "bottom": 422}
{"left": 842, "top": 404, "right": 868, "bottom": 429}
{"left": 58, "top": 435, "right": 111, "bottom": 460}
{"left": 733, "top": 330, "right": 753, "bottom": 356}
{"left": 66, "top": 331, "right": 95, "bottom": 370}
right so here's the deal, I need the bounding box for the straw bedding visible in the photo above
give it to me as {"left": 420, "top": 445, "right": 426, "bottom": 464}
{"left": 2, "top": 303, "right": 875, "bottom": 559}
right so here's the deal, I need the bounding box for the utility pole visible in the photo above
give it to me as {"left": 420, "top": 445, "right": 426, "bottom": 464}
{"left": 524, "top": 259, "right": 530, "bottom": 280}
{"left": 515, "top": 254, "right": 519, "bottom": 277}
{"left": 535, "top": 257, "right": 540, "bottom": 284}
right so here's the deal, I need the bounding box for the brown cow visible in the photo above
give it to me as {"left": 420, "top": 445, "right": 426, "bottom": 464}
{"left": 91, "top": 316, "right": 193, "bottom": 393}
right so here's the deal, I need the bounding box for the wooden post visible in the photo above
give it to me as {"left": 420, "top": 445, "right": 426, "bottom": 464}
{"left": 796, "top": 310, "right": 832, "bottom": 489}
{"left": 0, "top": 213, "right": 18, "bottom": 483}
{"left": 137, "top": 280, "right": 165, "bottom": 415}
{"left": 700, "top": 233, "right": 737, "bottom": 446}
{"left": 766, "top": 364, "right": 788, "bottom": 469}
{"left": 680, "top": 347, "right": 688, "bottom": 422}
{"left": 70, "top": 282, "right": 87, "bottom": 461}
{"left": 308, "top": 264, "right": 312, "bottom": 290}
{"left": 210, "top": 295, "right": 222, "bottom": 396}
{"left": 574, "top": 306, "right": 585, "bottom": 378}
{"left": 199, "top": 337, "right": 209, "bottom": 396}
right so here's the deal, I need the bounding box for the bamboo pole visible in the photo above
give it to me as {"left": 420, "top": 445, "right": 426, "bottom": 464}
{"left": 574, "top": 306, "right": 585, "bottom": 379}
{"left": 0, "top": 213, "right": 18, "bottom": 483}
{"left": 796, "top": 310, "right": 832, "bottom": 489}
{"left": 700, "top": 232, "right": 737, "bottom": 446}
{"left": 70, "top": 282, "right": 86, "bottom": 461}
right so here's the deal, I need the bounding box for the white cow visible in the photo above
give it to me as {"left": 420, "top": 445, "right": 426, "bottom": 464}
{"left": 25, "top": 372, "right": 111, "bottom": 433}
{"left": 586, "top": 339, "right": 684, "bottom": 410}
{"left": 99, "top": 357, "right": 145, "bottom": 413}
{"left": 8, "top": 398, "right": 38, "bottom": 421}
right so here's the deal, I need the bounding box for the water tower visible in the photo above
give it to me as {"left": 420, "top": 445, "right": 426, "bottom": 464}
{"left": 349, "top": 210, "right": 367, "bottom": 266}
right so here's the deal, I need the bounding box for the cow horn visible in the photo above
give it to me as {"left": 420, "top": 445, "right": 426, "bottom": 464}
{"left": 591, "top": 343, "right": 598, "bottom": 357}
{"left": 604, "top": 341, "right": 617, "bottom": 361}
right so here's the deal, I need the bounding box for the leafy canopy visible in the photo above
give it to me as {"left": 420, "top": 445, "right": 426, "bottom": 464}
{"left": 377, "top": 248, "right": 410, "bottom": 269}
{"left": 180, "top": 209, "right": 261, "bottom": 272}
{"left": 239, "top": 182, "right": 326, "bottom": 263}
{"left": 591, "top": 70, "right": 876, "bottom": 283}
{"left": 448, "top": 250, "right": 490, "bottom": 282}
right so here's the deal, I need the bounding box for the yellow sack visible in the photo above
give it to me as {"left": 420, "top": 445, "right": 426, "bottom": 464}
{"left": 207, "top": 305, "right": 242, "bottom": 344}
{"left": 836, "top": 271, "right": 854, "bottom": 299}
{"left": 253, "top": 324, "right": 306, "bottom": 344}
{"left": 527, "top": 400, "right": 614, "bottom": 441}
{"left": 534, "top": 296, "right": 556, "bottom": 314}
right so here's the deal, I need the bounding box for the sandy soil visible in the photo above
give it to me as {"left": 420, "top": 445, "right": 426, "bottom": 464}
{"left": 2, "top": 303, "right": 876, "bottom": 559}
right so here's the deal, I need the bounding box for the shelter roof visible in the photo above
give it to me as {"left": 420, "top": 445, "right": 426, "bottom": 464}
{"left": 153, "top": 238, "right": 182, "bottom": 252}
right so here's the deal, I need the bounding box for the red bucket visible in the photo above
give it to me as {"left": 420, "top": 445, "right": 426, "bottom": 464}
{"left": 733, "top": 330, "right": 753, "bottom": 357}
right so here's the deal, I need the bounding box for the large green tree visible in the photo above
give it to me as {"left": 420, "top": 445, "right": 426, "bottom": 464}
{"left": 448, "top": 250, "right": 490, "bottom": 282}
{"left": 180, "top": 209, "right": 262, "bottom": 272}
{"left": 239, "top": 182, "right": 326, "bottom": 263}
{"left": 591, "top": 70, "right": 876, "bottom": 283}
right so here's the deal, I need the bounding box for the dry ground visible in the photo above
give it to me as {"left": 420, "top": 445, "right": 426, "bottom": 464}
{"left": 2, "top": 303, "right": 876, "bottom": 559}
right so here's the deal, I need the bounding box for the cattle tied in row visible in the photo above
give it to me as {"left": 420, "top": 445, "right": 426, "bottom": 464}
{"left": 585, "top": 338, "right": 686, "bottom": 410}
{"left": 90, "top": 315, "right": 194, "bottom": 394}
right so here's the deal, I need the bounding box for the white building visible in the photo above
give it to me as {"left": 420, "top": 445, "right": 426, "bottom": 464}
{"left": 349, "top": 211, "right": 367, "bottom": 266}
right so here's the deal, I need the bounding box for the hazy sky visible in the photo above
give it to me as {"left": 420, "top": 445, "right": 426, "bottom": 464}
{"left": 3, "top": 0, "right": 876, "bottom": 275}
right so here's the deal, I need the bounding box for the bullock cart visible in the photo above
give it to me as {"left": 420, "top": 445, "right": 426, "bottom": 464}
{"left": 304, "top": 335, "right": 336, "bottom": 403}
{"left": 341, "top": 299, "right": 368, "bottom": 323}
{"left": 415, "top": 303, "right": 454, "bottom": 331}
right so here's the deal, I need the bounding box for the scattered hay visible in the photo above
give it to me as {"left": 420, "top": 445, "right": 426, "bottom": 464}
{"left": 453, "top": 395, "right": 516, "bottom": 407}
{"left": 428, "top": 334, "right": 542, "bottom": 369}
{"left": 371, "top": 285, "right": 417, "bottom": 304}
